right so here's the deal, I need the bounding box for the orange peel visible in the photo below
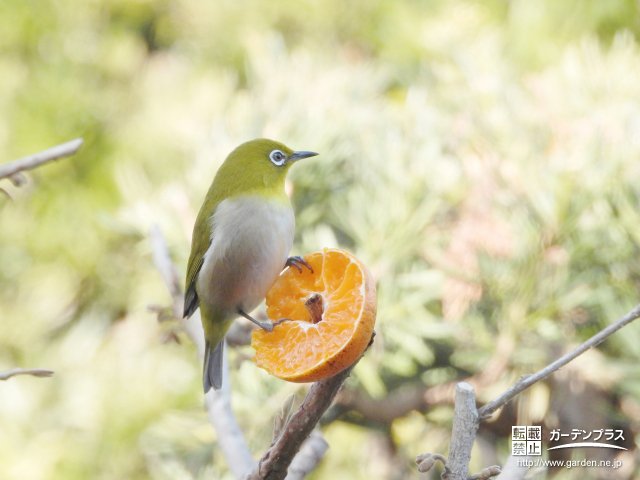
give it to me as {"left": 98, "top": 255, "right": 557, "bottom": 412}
{"left": 251, "top": 248, "right": 377, "bottom": 382}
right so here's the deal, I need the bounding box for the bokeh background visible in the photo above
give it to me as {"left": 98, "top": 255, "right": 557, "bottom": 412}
{"left": 2, "top": 1, "right": 640, "bottom": 479}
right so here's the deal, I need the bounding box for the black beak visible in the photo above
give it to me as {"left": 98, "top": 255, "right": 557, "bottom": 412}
{"left": 288, "top": 150, "right": 319, "bottom": 162}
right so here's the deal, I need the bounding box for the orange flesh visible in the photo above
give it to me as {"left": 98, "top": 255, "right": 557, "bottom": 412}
{"left": 251, "top": 249, "right": 376, "bottom": 382}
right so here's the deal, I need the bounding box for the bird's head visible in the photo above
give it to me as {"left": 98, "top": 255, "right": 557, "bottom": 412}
{"left": 215, "top": 138, "right": 318, "bottom": 198}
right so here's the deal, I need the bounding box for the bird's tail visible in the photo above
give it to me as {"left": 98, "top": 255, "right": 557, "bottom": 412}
{"left": 203, "top": 340, "right": 224, "bottom": 392}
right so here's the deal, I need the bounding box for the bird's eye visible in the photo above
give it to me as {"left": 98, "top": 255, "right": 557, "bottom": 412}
{"left": 269, "top": 149, "right": 286, "bottom": 166}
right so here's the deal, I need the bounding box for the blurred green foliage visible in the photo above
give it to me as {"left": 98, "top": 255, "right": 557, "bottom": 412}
{"left": 1, "top": 1, "right": 640, "bottom": 479}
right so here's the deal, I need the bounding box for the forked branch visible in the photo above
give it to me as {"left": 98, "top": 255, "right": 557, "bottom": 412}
{"left": 417, "top": 302, "right": 640, "bottom": 479}
{"left": 150, "top": 225, "right": 253, "bottom": 477}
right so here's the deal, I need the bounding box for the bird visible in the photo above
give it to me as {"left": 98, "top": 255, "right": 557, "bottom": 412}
{"left": 184, "top": 138, "right": 318, "bottom": 392}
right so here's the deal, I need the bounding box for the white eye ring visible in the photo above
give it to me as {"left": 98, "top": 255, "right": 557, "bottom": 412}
{"left": 269, "top": 149, "right": 286, "bottom": 166}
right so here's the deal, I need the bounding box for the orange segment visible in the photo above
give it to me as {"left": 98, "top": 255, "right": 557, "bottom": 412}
{"left": 251, "top": 248, "right": 377, "bottom": 382}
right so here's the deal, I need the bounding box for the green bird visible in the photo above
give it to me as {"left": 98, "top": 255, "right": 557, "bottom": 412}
{"left": 184, "top": 139, "right": 318, "bottom": 392}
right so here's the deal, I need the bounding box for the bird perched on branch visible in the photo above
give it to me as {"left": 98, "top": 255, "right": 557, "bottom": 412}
{"left": 184, "top": 139, "right": 318, "bottom": 392}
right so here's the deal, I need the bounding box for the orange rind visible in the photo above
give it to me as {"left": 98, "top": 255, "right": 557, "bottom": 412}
{"left": 251, "top": 248, "right": 377, "bottom": 382}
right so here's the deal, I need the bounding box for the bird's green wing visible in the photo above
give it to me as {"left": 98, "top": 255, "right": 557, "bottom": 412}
{"left": 183, "top": 250, "right": 205, "bottom": 318}
{"left": 183, "top": 189, "right": 221, "bottom": 318}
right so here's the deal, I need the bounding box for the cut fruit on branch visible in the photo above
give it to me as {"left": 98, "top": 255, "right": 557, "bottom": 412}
{"left": 252, "top": 248, "right": 377, "bottom": 382}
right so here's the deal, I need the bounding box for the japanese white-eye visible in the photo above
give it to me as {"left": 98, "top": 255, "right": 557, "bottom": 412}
{"left": 184, "top": 138, "right": 318, "bottom": 392}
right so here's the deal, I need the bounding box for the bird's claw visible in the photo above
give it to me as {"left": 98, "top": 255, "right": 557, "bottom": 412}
{"left": 253, "top": 318, "right": 292, "bottom": 332}
{"left": 286, "top": 256, "right": 314, "bottom": 274}
{"left": 239, "top": 309, "right": 281, "bottom": 332}
{"left": 273, "top": 317, "right": 292, "bottom": 327}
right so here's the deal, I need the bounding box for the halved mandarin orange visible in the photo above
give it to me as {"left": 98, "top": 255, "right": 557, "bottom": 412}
{"left": 251, "top": 248, "right": 377, "bottom": 382}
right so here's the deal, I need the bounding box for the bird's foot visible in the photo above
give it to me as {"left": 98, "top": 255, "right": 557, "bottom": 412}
{"left": 257, "top": 319, "right": 276, "bottom": 332}
{"left": 285, "top": 256, "right": 314, "bottom": 274}
{"left": 238, "top": 309, "right": 291, "bottom": 332}
{"left": 272, "top": 317, "right": 293, "bottom": 328}
{"left": 258, "top": 317, "right": 293, "bottom": 332}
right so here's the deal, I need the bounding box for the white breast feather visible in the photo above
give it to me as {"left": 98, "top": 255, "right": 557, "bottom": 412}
{"left": 196, "top": 196, "right": 295, "bottom": 318}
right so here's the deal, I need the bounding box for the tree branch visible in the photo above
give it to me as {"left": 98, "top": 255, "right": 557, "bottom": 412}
{"left": 205, "top": 341, "right": 256, "bottom": 479}
{"left": 286, "top": 430, "right": 329, "bottom": 480}
{"left": 478, "top": 302, "right": 640, "bottom": 419}
{"left": 0, "top": 138, "right": 84, "bottom": 180}
{"left": 149, "top": 225, "right": 253, "bottom": 477}
{"left": 416, "top": 302, "right": 640, "bottom": 478}
{"left": 0, "top": 368, "right": 54, "bottom": 381}
{"left": 247, "top": 366, "right": 354, "bottom": 480}
{"left": 442, "top": 382, "right": 479, "bottom": 480}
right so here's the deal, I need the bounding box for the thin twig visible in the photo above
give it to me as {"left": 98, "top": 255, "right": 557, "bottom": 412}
{"left": 247, "top": 366, "right": 354, "bottom": 480}
{"left": 478, "top": 302, "right": 640, "bottom": 419}
{"left": 286, "top": 430, "right": 329, "bottom": 480}
{"left": 0, "top": 368, "right": 54, "bottom": 381}
{"left": 149, "top": 225, "right": 204, "bottom": 352}
{"left": 442, "top": 382, "right": 479, "bottom": 480}
{"left": 149, "top": 225, "right": 253, "bottom": 478}
{"left": 205, "top": 339, "right": 256, "bottom": 479}
{"left": 0, "top": 138, "right": 84, "bottom": 180}
{"left": 416, "top": 302, "right": 640, "bottom": 478}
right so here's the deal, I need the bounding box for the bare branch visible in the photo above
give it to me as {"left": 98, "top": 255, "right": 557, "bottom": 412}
{"left": 0, "top": 368, "right": 54, "bottom": 381}
{"left": 478, "top": 302, "right": 640, "bottom": 419}
{"left": 415, "top": 305, "right": 640, "bottom": 478}
{"left": 149, "top": 225, "right": 205, "bottom": 353}
{"left": 0, "top": 138, "right": 84, "bottom": 180}
{"left": 247, "top": 366, "right": 355, "bottom": 480}
{"left": 286, "top": 430, "right": 329, "bottom": 480}
{"left": 205, "top": 341, "right": 256, "bottom": 479}
{"left": 149, "top": 225, "right": 182, "bottom": 309}
{"left": 150, "top": 225, "right": 253, "bottom": 477}
{"left": 442, "top": 382, "right": 479, "bottom": 480}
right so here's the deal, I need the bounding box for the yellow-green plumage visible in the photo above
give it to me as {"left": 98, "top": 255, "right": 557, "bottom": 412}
{"left": 184, "top": 138, "right": 317, "bottom": 392}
